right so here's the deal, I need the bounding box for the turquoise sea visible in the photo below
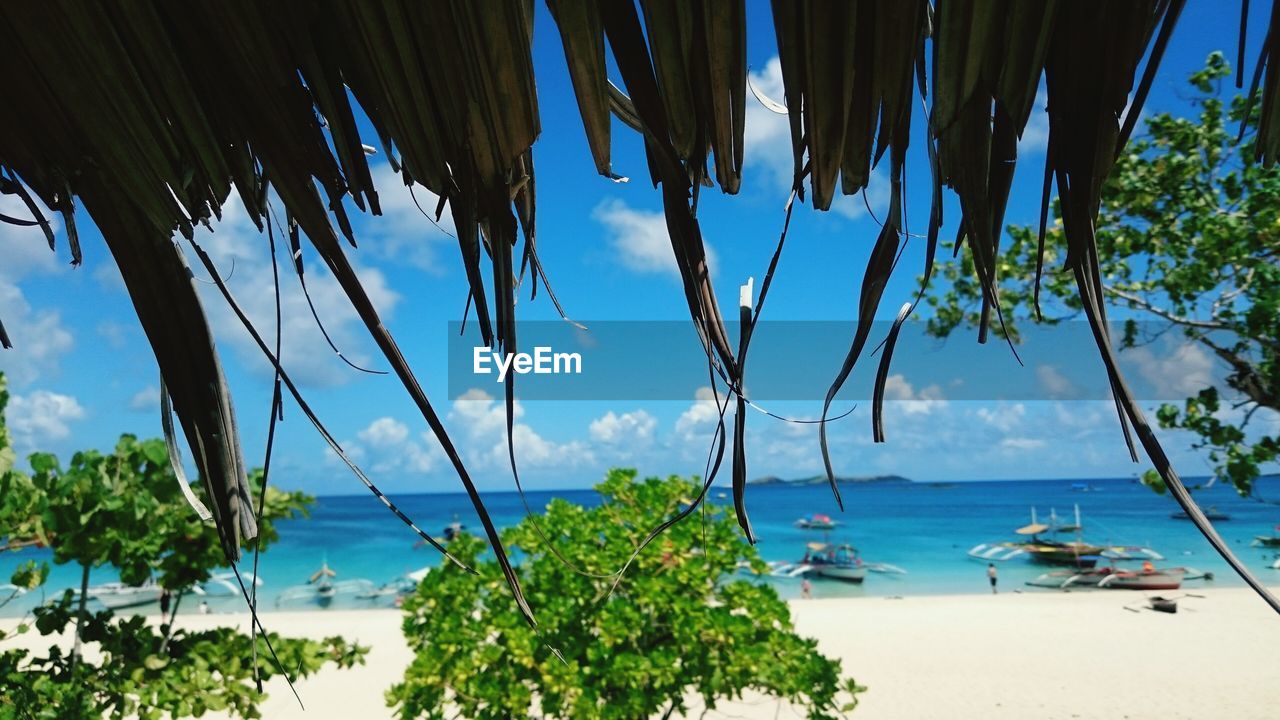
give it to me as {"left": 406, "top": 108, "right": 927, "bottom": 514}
{"left": 4, "top": 477, "right": 1279, "bottom": 615}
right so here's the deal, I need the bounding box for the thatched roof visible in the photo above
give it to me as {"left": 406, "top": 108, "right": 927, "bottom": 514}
{"left": 1, "top": 0, "right": 1276, "bottom": 622}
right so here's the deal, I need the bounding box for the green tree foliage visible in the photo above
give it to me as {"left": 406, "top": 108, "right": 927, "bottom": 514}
{"left": 1, "top": 596, "right": 363, "bottom": 720}
{"left": 924, "top": 53, "right": 1279, "bottom": 494}
{"left": 389, "top": 470, "right": 863, "bottom": 720}
{"left": 0, "top": 373, "right": 367, "bottom": 718}
{"left": 10, "top": 437, "right": 310, "bottom": 591}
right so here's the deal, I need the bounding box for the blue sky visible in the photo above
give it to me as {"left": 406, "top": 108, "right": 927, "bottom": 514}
{"left": 1, "top": 2, "right": 1275, "bottom": 495}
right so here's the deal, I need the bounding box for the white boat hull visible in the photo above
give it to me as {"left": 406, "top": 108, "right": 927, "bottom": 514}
{"left": 1097, "top": 570, "right": 1184, "bottom": 591}
{"left": 1027, "top": 568, "right": 1185, "bottom": 591}
{"left": 968, "top": 543, "right": 1025, "bottom": 561}
{"left": 811, "top": 566, "right": 867, "bottom": 583}
{"left": 88, "top": 584, "right": 163, "bottom": 610}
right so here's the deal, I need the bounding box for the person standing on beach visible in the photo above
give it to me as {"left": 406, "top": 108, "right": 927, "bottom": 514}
{"left": 987, "top": 563, "right": 998, "bottom": 594}
{"left": 801, "top": 578, "right": 813, "bottom": 599}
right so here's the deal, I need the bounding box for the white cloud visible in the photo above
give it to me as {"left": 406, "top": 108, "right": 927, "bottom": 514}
{"left": 976, "top": 403, "right": 1027, "bottom": 433}
{"left": 0, "top": 192, "right": 73, "bottom": 387}
{"left": 448, "top": 388, "right": 593, "bottom": 470}
{"left": 1126, "top": 342, "right": 1214, "bottom": 399}
{"left": 323, "top": 442, "right": 366, "bottom": 467}
{"left": 96, "top": 320, "right": 132, "bottom": 350}
{"left": 7, "top": 390, "right": 85, "bottom": 450}
{"left": 675, "top": 386, "right": 729, "bottom": 438}
{"left": 358, "top": 416, "right": 411, "bottom": 448}
{"left": 744, "top": 57, "right": 886, "bottom": 220}
{"left": 589, "top": 410, "right": 656, "bottom": 445}
{"left": 743, "top": 58, "right": 796, "bottom": 196}
{"left": 592, "top": 199, "right": 718, "bottom": 280}
{"left": 355, "top": 163, "right": 456, "bottom": 273}
{"left": 1036, "top": 364, "right": 1077, "bottom": 399}
{"left": 129, "top": 386, "right": 158, "bottom": 413}
{"left": 881, "top": 374, "right": 945, "bottom": 415}
{"left": 172, "top": 197, "right": 402, "bottom": 387}
{"left": 451, "top": 387, "right": 517, "bottom": 437}
{"left": 340, "top": 416, "right": 438, "bottom": 476}
{"left": 0, "top": 285, "right": 73, "bottom": 387}
{"left": 1000, "top": 437, "right": 1047, "bottom": 451}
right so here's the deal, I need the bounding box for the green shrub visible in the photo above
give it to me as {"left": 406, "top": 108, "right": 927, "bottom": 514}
{"left": 389, "top": 469, "right": 862, "bottom": 720}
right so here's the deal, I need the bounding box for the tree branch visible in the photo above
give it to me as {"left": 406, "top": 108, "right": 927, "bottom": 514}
{"left": 1102, "top": 283, "right": 1234, "bottom": 332}
{"left": 71, "top": 563, "right": 90, "bottom": 675}
{"left": 1195, "top": 336, "right": 1278, "bottom": 411}
{"left": 0, "top": 538, "right": 43, "bottom": 553}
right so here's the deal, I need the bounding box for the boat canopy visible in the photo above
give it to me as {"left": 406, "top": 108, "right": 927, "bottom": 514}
{"left": 1015, "top": 523, "right": 1050, "bottom": 536}
{"left": 806, "top": 542, "right": 829, "bottom": 552}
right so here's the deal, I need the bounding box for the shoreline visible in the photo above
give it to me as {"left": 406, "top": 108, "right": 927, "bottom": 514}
{"left": 2, "top": 576, "right": 1257, "bottom": 619}
{"left": 5, "top": 586, "right": 1280, "bottom": 718}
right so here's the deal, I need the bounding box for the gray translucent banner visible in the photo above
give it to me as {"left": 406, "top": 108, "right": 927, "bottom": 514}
{"left": 447, "top": 321, "right": 1216, "bottom": 402}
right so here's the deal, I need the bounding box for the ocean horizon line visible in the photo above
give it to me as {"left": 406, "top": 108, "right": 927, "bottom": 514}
{"left": 303, "top": 473, "right": 1247, "bottom": 500}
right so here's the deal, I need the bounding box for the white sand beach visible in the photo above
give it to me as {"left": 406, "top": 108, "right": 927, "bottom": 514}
{"left": 6, "top": 586, "right": 1280, "bottom": 719}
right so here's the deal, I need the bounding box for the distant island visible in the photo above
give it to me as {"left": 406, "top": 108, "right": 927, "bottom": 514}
{"left": 748, "top": 474, "right": 911, "bottom": 486}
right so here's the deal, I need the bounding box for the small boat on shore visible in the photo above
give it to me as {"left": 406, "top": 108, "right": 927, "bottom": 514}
{"left": 1027, "top": 561, "right": 1198, "bottom": 591}
{"left": 794, "top": 514, "right": 840, "bottom": 530}
{"left": 1095, "top": 566, "right": 1186, "bottom": 590}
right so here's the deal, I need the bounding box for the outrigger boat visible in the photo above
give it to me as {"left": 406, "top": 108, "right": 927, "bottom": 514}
{"left": 794, "top": 514, "right": 840, "bottom": 530}
{"left": 202, "top": 572, "right": 258, "bottom": 597}
{"left": 357, "top": 567, "right": 430, "bottom": 600}
{"left": 77, "top": 573, "right": 260, "bottom": 611}
{"left": 1044, "top": 507, "right": 1082, "bottom": 534}
{"left": 276, "top": 561, "right": 373, "bottom": 608}
{"left": 1252, "top": 525, "right": 1280, "bottom": 548}
{"left": 1027, "top": 561, "right": 1209, "bottom": 591}
{"left": 969, "top": 506, "right": 1159, "bottom": 568}
{"left": 412, "top": 517, "right": 468, "bottom": 549}
{"left": 969, "top": 507, "right": 1103, "bottom": 567}
{"left": 0, "top": 583, "right": 27, "bottom": 598}
{"left": 80, "top": 581, "right": 163, "bottom": 610}
{"left": 769, "top": 542, "right": 906, "bottom": 583}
